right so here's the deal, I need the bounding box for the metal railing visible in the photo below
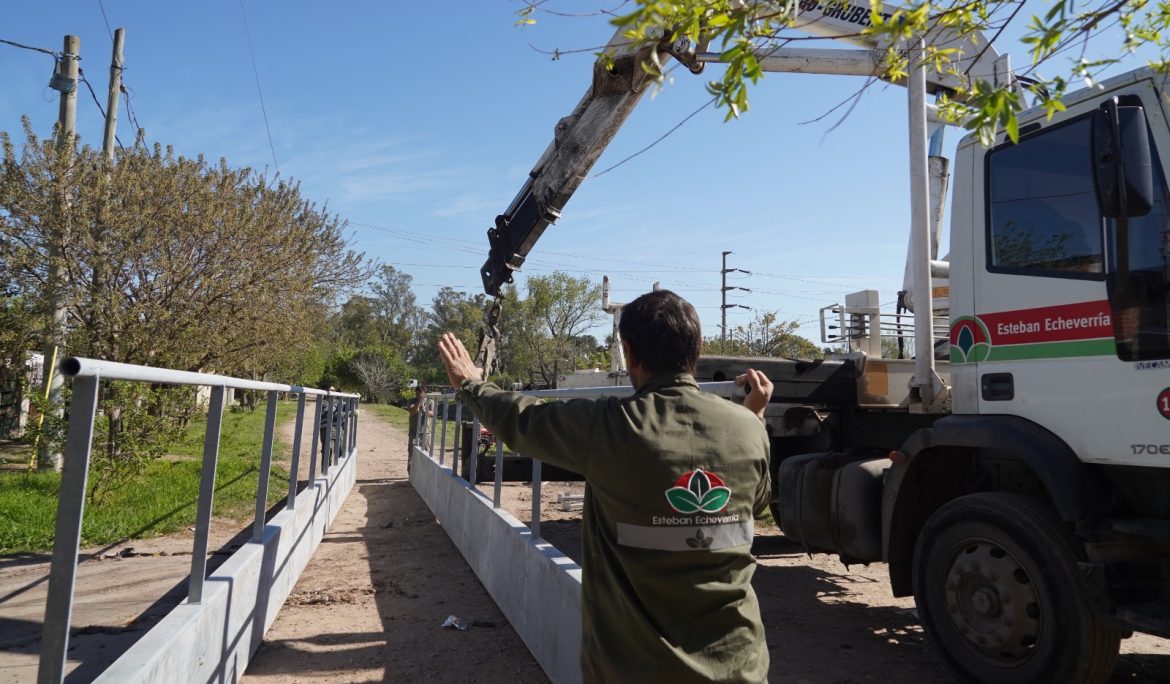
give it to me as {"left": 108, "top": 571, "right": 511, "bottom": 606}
{"left": 819, "top": 304, "right": 949, "bottom": 349}
{"left": 412, "top": 381, "right": 740, "bottom": 538}
{"left": 37, "top": 357, "right": 360, "bottom": 684}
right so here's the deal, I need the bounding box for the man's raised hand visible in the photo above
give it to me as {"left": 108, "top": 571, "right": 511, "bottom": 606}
{"left": 437, "top": 332, "right": 483, "bottom": 389}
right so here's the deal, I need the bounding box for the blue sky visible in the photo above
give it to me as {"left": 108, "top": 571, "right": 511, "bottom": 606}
{"left": 0, "top": 1, "right": 1153, "bottom": 345}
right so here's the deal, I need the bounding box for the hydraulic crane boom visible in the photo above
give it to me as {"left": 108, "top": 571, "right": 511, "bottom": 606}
{"left": 478, "top": 1, "right": 1012, "bottom": 300}
{"left": 474, "top": 2, "right": 1017, "bottom": 386}
{"left": 479, "top": 29, "right": 679, "bottom": 298}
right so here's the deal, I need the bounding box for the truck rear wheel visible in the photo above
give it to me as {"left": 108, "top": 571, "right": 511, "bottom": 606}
{"left": 912, "top": 492, "right": 1120, "bottom": 683}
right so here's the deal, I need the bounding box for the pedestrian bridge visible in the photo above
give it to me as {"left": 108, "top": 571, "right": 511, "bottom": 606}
{"left": 26, "top": 358, "right": 359, "bottom": 684}
{"left": 24, "top": 365, "right": 737, "bottom": 684}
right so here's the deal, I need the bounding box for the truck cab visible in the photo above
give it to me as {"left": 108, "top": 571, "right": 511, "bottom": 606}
{"left": 769, "top": 67, "right": 1170, "bottom": 683}
{"left": 952, "top": 68, "right": 1170, "bottom": 464}
{"left": 468, "top": 4, "right": 1170, "bottom": 675}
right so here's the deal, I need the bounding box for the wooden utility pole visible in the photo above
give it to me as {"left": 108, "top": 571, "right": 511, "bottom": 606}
{"left": 101, "top": 28, "right": 124, "bottom": 160}
{"left": 38, "top": 35, "right": 80, "bottom": 471}
{"left": 94, "top": 29, "right": 127, "bottom": 464}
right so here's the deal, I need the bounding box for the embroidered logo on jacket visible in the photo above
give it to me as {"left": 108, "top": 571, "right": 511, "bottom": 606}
{"left": 665, "top": 469, "right": 731, "bottom": 514}
{"left": 616, "top": 468, "right": 750, "bottom": 551}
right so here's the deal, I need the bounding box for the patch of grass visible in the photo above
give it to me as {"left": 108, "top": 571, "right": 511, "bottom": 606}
{"left": 0, "top": 470, "right": 60, "bottom": 553}
{"left": 172, "top": 400, "right": 293, "bottom": 460}
{"left": 0, "top": 401, "right": 297, "bottom": 555}
{"left": 360, "top": 402, "right": 413, "bottom": 431}
{"left": 363, "top": 400, "right": 468, "bottom": 450}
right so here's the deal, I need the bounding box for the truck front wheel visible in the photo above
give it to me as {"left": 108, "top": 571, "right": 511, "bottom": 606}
{"left": 912, "top": 492, "right": 1120, "bottom": 683}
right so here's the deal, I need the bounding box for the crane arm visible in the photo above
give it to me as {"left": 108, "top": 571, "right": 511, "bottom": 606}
{"left": 472, "top": 3, "right": 1018, "bottom": 375}
{"left": 479, "top": 29, "right": 680, "bottom": 298}
{"left": 478, "top": 2, "right": 1013, "bottom": 299}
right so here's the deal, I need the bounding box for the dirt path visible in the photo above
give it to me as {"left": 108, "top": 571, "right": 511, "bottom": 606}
{"left": 0, "top": 518, "right": 247, "bottom": 682}
{"left": 242, "top": 409, "right": 547, "bottom": 683}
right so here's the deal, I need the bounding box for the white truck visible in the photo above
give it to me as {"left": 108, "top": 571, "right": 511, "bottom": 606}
{"left": 472, "top": 4, "right": 1170, "bottom": 682}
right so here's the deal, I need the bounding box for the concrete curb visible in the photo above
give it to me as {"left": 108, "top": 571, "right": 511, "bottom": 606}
{"left": 410, "top": 447, "right": 582, "bottom": 684}
{"left": 94, "top": 448, "right": 358, "bottom": 684}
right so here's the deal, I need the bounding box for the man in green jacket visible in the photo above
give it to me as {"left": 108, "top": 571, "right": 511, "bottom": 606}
{"left": 437, "top": 290, "right": 773, "bottom": 683}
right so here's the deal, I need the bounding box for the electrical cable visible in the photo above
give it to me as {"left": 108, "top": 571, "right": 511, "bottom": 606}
{"left": 96, "top": 0, "right": 114, "bottom": 42}
{"left": 122, "top": 85, "right": 142, "bottom": 135}
{"left": 0, "top": 37, "right": 58, "bottom": 59}
{"left": 588, "top": 96, "right": 716, "bottom": 179}
{"left": 78, "top": 68, "right": 125, "bottom": 151}
{"left": 238, "top": 0, "right": 280, "bottom": 174}
{"left": 351, "top": 221, "right": 713, "bottom": 273}
{"left": 357, "top": 223, "right": 865, "bottom": 298}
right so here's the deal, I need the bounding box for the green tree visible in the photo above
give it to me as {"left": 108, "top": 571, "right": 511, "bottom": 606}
{"left": 349, "top": 348, "right": 408, "bottom": 403}
{"left": 414, "top": 288, "right": 487, "bottom": 383}
{"left": 370, "top": 264, "right": 426, "bottom": 354}
{"left": 0, "top": 122, "right": 368, "bottom": 375}
{"left": 336, "top": 296, "right": 383, "bottom": 349}
{"left": 704, "top": 311, "right": 822, "bottom": 358}
{"left": 1, "top": 122, "right": 368, "bottom": 480}
{"left": 499, "top": 272, "right": 603, "bottom": 386}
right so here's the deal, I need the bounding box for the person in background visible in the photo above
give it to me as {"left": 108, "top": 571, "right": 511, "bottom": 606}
{"left": 406, "top": 385, "right": 431, "bottom": 471}
{"left": 437, "top": 290, "right": 774, "bottom": 683}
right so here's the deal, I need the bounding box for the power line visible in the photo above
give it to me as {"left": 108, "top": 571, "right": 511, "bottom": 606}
{"left": 352, "top": 221, "right": 713, "bottom": 273}
{"left": 122, "top": 84, "right": 142, "bottom": 135}
{"left": 76, "top": 67, "right": 125, "bottom": 150}
{"left": 95, "top": 0, "right": 114, "bottom": 42}
{"left": 238, "top": 0, "right": 280, "bottom": 174}
{"left": 357, "top": 223, "right": 863, "bottom": 298}
{"left": 78, "top": 67, "right": 124, "bottom": 150}
{"left": 0, "top": 37, "right": 58, "bottom": 59}
{"left": 589, "top": 96, "right": 716, "bottom": 179}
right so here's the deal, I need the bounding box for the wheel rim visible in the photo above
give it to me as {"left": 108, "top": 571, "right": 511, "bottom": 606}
{"left": 942, "top": 538, "right": 1042, "bottom": 666}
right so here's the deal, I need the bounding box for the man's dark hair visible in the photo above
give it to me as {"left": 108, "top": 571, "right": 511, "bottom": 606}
{"left": 619, "top": 290, "right": 702, "bottom": 374}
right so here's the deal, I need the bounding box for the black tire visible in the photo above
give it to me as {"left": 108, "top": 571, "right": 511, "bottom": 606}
{"left": 912, "top": 492, "right": 1121, "bottom": 684}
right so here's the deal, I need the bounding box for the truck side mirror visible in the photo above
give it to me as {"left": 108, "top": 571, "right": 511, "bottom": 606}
{"left": 1091, "top": 99, "right": 1154, "bottom": 219}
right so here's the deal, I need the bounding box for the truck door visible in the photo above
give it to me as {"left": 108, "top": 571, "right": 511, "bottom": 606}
{"left": 962, "top": 80, "right": 1170, "bottom": 468}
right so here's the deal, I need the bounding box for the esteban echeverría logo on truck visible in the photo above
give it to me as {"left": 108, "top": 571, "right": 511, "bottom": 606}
{"left": 665, "top": 469, "right": 732, "bottom": 514}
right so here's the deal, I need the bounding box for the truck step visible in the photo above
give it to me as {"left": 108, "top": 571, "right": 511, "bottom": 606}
{"left": 1109, "top": 518, "right": 1170, "bottom": 541}
{"left": 1117, "top": 602, "right": 1170, "bottom": 640}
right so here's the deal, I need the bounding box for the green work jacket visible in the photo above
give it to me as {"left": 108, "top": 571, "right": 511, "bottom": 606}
{"left": 459, "top": 372, "right": 770, "bottom": 683}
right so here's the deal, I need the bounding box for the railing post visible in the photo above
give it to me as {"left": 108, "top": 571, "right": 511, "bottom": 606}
{"left": 493, "top": 439, "right": 504, "bottom": 508}
{"left": 189, "top": 385, "right": 226, "bottom": 604}
{"left": 350, "top": 398, "right": 358, "bottom": 454}
{"left": 337, "top": 399, "right": 347, "bottom": 462}
{"left": 287, "top": 393, "right": 306, "bottom": 509}
{"left": 345, "top": 398, "right": 353, "bottom": 455}
{"left": 37, "top": 375, "right": 100, "bottom": 684}
{"left": 439, "top": 398, "right": 449, "bottom": 465}
{"left": 428, "top": 397, "right": 438, "bottom": 458}
{"left": 322, "top": 397, "right": 335, "bottom": 474}
{"left": 307, "top": 394, "right": 322, "bottom": 484}
{"left": 531, "top": 458, "right": 543, "bottom": 539}
{"left": 331, "top": 397, "right": 343, "bottom": 467}
{"left": 253, "top": 390, "right": 278, "bottom": 541}
{"left": 414, "top": 397, "right": 425, "bottom": 451}
{"left": 452, "top": 401, "right": 463, "bottom": 478}
{"left": 468, "top": 415, "right": 480, "bottom": 484}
